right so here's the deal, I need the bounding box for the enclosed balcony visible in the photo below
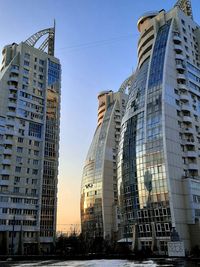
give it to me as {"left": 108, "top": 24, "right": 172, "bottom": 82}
{"left": 9, "top": 84, "right": 18, "bottom": 91}
{"left": 180, "top": 92, "right": 190, "bottom": 102}
{"left": 2, "top": 158, "right": 11, "bottom": 165}
{"left": 5, "top": 128, "right": 15, "bottom": 135}
{"left": 176, "top": 60, "right": 185, "bottom": 71}
{"left": 8, "top": 75, "right": 19, "bottom": 83}
{"left": 186, "top": 151, "right": 197, "bottom": 158}
{"left": 6, "top": 111, "right": 16, "bottom": 117}
{"left": 175, "top": 54, "right": 185, "bottom": 61}
{"left": 8, "top": 102, "right": 17, "bottom": 109}
{"left": 10, "top": 65, "right": 19, "bottom": 74}
{"left": 177, "top": 83, "right": 187, "bottom": 91}
{"left": 3, "top": 148, "right": 12, "bottom": 155}
{"left": 1, "top": 169, "right": 11, "bottom": 175}
{"left": 3, "top": 139, "right": 13, "bottom": 145}
{"left": 173, "top": 32, "right": 182, "bottom": 44}
{"left": 181, "top": 103, "right": 190, "bottom": 111}
{"left": 6, "top": 119, "right": 15, "bottom": 127}
{"left": 183, "top": 137, "right": 195, "bottom": 145}
{"left": 174, "top": 44, "right": 183, "bottom": 53}
{"left": 188, "top": 163, "right": 198, "bottom": 170}
{"left": 182, "top": 127, "right": 195, "bottom": 134}
{"left": 8, "top": 93, "right": 17, "bottom": 99}
{"left": 182, "top": 115, "right": 192, "bottom": 123}
{"left": 177, "top": 73, "right": 186, "bottom": 81}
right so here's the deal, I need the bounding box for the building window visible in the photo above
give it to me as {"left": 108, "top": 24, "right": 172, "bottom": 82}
{"left": 22, "top": 84, "right": 28, "bottom": 90}
{"left": 23, "top": 76, "right": 29, "bottom": 84}
{"left": 139, "top": 225, "right": 143, "bottom": 233}
{"left": 32, "top": 169, "right": 38, "bottom": 175}
{"left": 156, "top": 223, "right": 162, "bottom": 232}
{"left": 13, "top": 187, "right": 19, "bottom": 193}
{"left": 16, "top": 156, "right": 22, "bottom": 163}
{"left": 14, "top": 176, "right": 20, "bottom": 183}
{"left": 0, "top": 186, "right": 8, "bottom": 192}
{"left": 24, "top": 60, "right": 30, "bottom": 67}
{"left": 15, "top": 166, "right": 21, "bottom": 173}
{"left": 39, "top": 59, "right": 44, "bottom": 65}
{"left": 2, "top": 175, "right": 9, "bottom": 180}
{"left": 145, "top": 224, "right": 150, "bottom": 232}
{"left": 164, "top": 223, "right": 170, "bottom": 232}
{"left": 39, "top": 66, "right": 43, "bottom": 73}
{"left": 24, "top": 53, "right": 30, "bottom": 60}
{"left": 23, "top": 68, "right": 29, "bottom": 75}
{"left": 17, "top": 147, "right": 23, "bottom": 153}
{"left": 34, "top": 150, "right": 39, "bottom": 156}
{"left": 33, "top": 159, "right": 39, "bottom": 165}
{"left": 28, "top": 122, "right": 42, "bottom": 138}
{"left": 34, "top": 141, "right": 40, "bottom": 147}
{"left": 2, "top": 208, "right": 8, "bottom": 214}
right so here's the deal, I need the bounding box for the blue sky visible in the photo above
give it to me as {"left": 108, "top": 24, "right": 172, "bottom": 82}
{"left": 0, "top": 0, "right": 199, "bottom": 232}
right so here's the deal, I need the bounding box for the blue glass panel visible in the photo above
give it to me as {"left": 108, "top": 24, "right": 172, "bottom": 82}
{"left": 148, "top": 20, "right": 171, "bottom": 89}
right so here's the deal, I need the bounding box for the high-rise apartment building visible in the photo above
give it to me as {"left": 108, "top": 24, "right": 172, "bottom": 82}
{"left": 118, "top": 0, "right": 200, "bottom": 254}
{"left": 80, "top": 78, "right": 133, "bottom": 240}
{"left": 0, "top": 26, "right": 61, "bottom": 254}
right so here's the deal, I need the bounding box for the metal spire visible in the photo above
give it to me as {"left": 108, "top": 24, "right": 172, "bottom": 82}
{"left": 25, "top": 22, "right": 55, "bottom": 56}
{"left": 174, "top": 0, "right": 193, "bottom": 19}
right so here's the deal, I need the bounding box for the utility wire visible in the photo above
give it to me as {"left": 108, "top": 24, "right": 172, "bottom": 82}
{"left": 57, "top": 33, "right": 138, "bottom": 52}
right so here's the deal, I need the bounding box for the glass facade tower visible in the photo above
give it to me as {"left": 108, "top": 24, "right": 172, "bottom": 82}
{"left": 118, "top": 0, "right": 200, "bottom": 254}
{"left": 81, "top": 85, "right": 130, "bottom": 241}
{"left": 0, "top": 27, "right": 61, "bottom": 254}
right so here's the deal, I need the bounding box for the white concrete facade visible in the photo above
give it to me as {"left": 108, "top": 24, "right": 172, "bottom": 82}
{"left": 0, "top": 29, "right": 61, "bottom": 255}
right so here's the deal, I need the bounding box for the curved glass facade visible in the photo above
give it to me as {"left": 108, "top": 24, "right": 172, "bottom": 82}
{"left": 118, "top": 21, "right": 172, "bottom": 251}
{"left": 81, "top": 91, "right": 127, "bottom": 240}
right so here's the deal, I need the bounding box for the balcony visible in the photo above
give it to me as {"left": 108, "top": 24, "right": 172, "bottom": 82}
{"left": 176, "top": 63, "right": 185, "bottom": 71}
{"left": 8, "top": 93, "right": 17, "bottom": 99}
{"left": 6, "top": 120, "right": 15, "bottom": 127}
{"left": 3, "top": 139, "right": 13, "bottom": 145}
{"left": 5, "top": 128, "right": 15, "bottom": 135}
{"left": 0, "top": 180, "right": 9, "bottom": 186}
{"left": 3, "top": 148, "right": 12, "bottom": 155}
{"left": 177, "top": 73, "right": 186, "bottom": 81}
{"left": 8, "top": 102, "right": 17, "bottom": 109}
{"left": 10, "top": 67, "right": 19, "bottom": 75}
{"left": 175, "top": 54, "right": 185, "bottom": 61}
{"left": 181, "top": 104, "right": 190, "bottom": 111}
{"left": 186, "top": 151, "right": 197, "bottom": 157}
{"left": 9, "top": 85, "right": 18, "bottom": 91}
{"left": 174, "top": 44, "right": 183, "bottom": 53}
{"left": 1, "top": 169, "right": 11, "bottom": 175}
{"left": 2, "top": 159, "right": 11, "bottom": 165}
{"left": 182, "top": 115, "right": 192, "bottom": 123}
{"left": 183, "top": 138, "right": 195, "bottom": 145}
{"left": 178, "top": 83, "right": 187, "bottom": 91}
{"left": 188, "top": 163, "right": 198, "bottom": 170}
{"left": 8, "top": 76, "right": 18, "bottom": 83}
{"left": 173, "top": 34, "right": 182, "bottom": 44}
{"left": 6, "top": 111, "right": 16, "bottom": 117}
{"left": 182, "top": 127, "right": 195, "bottom": 134}
{"left": 180, "top": 93, "right": 190, "bottom": 102}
